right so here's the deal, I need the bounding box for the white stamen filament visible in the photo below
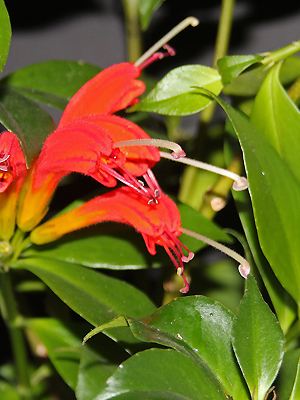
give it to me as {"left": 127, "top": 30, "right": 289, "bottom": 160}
{"left": 114, "top": 139, "right": 186, "bottom": 159}
{"left": 160, "top": 151, "right": 249, "bottom": 191}
{"left": 181, "top": 227, "right": 250, "bottom": 279}
{"left": 134, "top": 17, "right": 199, "bottom": 67}
{"left": 0, "top": 154, "right": 10, "bottom": 163}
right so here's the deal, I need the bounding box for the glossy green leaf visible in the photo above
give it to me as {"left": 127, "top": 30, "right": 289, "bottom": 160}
{"left": 0, "top": 0, "right": 11, "bottom": 72}
{"left": 24, "top": 225, "right": 151, "bottom": 270}
{"left": 233, "top": 189, "right": 296, "bottom": 334}
{"left": 217, "top": 54, "right": 263, "bottom": 85}
{"left": 290, "top": 360, "right": 300, "bottom": 400}
{"left": 278, "top": 349, "right": 300, "bottom": 400}
{"left": 28, "top": 318, "right": 82, "bottom": 389}
{"left": 232, "top": 276, "right": 284, "bottom": 400}
{"left": 14, "top": 258, "right": 155, "bottom": 326}
{"left": 211, "top": 94, "right": 300, "bottom": 302}
{"left": 95, "top": 348, "right": 227, "bottom": 400}
{"left": 139, "top": 0, "right": 166, "bottom": 30}
{"left": 1, "top": 60, "right": 100, "bottom": 109}
{"left": 224, "top": 56, "right": 300, "bottom": 96}
{"left": 135, "top": 65, "right": 222, "bottom": 116}
{"left": 0, "top": 87, "right": 55, "bottom": 165}
{"left": 127, "top": 296, "right": 249, "bottom": 399}
{"left": 251, "top": 62, "right": 300, "bottom": 182}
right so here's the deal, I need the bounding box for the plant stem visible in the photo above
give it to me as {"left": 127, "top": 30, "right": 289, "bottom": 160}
{"left": 0, "top": 271, "right": 31, "bottom": 398}
{"left": 261, "top": 40, "right": 300, "bottom": 65}
{"left": 122, "top": 0, "right": 142, "bottom": 62}
{"left": 179, "top": 0, "right": 236, "bottom": 204}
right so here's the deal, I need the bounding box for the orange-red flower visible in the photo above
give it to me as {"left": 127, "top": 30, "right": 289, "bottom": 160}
{"left": 31, "top": 187, "right": 193, "bottom": 293}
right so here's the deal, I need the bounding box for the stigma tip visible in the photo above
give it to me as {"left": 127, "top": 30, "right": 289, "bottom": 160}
{"left": 232, "top": 177, "right": 249, "bottom": 191}
{"left": 238, "top": 262, "right": 250, "bottom": 279}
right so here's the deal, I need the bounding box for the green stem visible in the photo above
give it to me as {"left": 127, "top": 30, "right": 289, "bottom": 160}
{"left": 122, "top": 0, "right": 142, "bottom": 62}
{"left": 261, "top": 40, "right": 300, "bottom": 66}
{"left": 0, "top": 271, "right": 31, "bottom": 398}
{"left": 179, "top": 0, "right": 236, "bottom": 204}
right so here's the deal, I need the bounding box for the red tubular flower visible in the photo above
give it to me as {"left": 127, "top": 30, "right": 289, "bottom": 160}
{"left": 30, "top": 187, "right": 193, "bottom": 293}
{"left": 0, "top": 132, "right": 27, "bottom": 240}
{"left": 17, "top": 63, "right": 161, "bottom": 231}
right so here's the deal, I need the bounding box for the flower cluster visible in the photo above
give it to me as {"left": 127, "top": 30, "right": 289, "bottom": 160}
{"left": 0, "top": 59, "right": 249, "bottom": 293}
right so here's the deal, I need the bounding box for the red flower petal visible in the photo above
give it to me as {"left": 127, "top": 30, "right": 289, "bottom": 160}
{"left": 59, "top": 63, "right": 145, "bottom": 128}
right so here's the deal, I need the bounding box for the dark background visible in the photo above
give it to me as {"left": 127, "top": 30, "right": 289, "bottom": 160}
{"left": 4, "top": 0, "right": 300, "bottom": 74}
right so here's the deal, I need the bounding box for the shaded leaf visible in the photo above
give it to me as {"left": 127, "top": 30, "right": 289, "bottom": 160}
{"left": 0, "top": 87, "right": 54, "bottom": 165}
{"left": 232, "top": 276, "right": 284, "bottom": 400}
{"left": 217, "top": 54, "right": 263, "bottom": 85}
{"left": 128, "top": 296, "right": 249, "bottom": 399}
{"left": 95, "top": 348, "right": 227, "bottom": 400}
{"left": 1, "top": 60, "right": 100, "bottom": 109}
{"left": 0, "top": 381, "right": 20, "bottom": 400}
{"left": 0, "top": 0, "right": 11, "bottom": 72}
{"left": 139, "top": 0, "right": 166, "bottom": 30}
{"left": 14, "top": 258, "right": 155, "bottom": 326}
{"left": 135, "top": 65, "right": 222, "bottom": 116}
{"left": 277, "top": 349, "right": 300, "bottom": 400}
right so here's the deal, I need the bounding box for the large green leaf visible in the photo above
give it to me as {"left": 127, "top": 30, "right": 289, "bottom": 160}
{"left": 14, "top": 258, "right": 155, "bottom": 326}
{"left": 217, "top": 54, "right": 263, "bottom": 85}
{"left": 251, "top": 62, "right": 300, "bottom": 182}
{"left": 233, "top": 189, "right": 296, "bottom": 334}
{"left": 135, "top": 65, "right": 222, "bottom": 116}
{"left": 139, "top": 0, "right": 166, "bottom": 30}
{"left": 0, "top": 87, "right": 55, "bottom": 165}
{"left": 0, "top": 0, "right": 11, "bottom": 72}
{"left": 1, "top": 60, "right": 100, "bottom": 109}
{"left": 211, "top": 94, "right": 300, "bottom": 302}
{"left": 232, "top": 276, "right": 284, "bottom": 400}
{"left": 278, "top": 349, "right": 300, "bottom": 400}
{"left": 127, "top": 296, "right": 249, "bottom": 399}
{"left": 28, "top": 318, "right": 82, "bottom": 389}
{"left": 95, "top": 348, "right": 227, "bottom": 400}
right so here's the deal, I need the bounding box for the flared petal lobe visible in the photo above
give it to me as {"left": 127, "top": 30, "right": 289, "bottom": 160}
{"left": 59, "top": 63, "right": 145, "bottom": 128}
{"left": 0, "top": 131, "right": 27, "bottom": 193}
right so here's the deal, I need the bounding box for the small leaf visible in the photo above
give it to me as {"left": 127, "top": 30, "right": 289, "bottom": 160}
{"left": 277, "top": 349, "right": 300, "bottom": 400}
{"left": 95, "top": 348, "right": 227, "bottom": 400}
{"left": 14, "top": 258, "right": 155, "bottom": 327}
{"left": 1, "top": 60, "right": 100, "bottom": 109}
{"left": 251, "top": 62, "right": 300, "bottom": 182}
{"left": 232, "top": 276, "right": 284, "bottom": 400}
{"left": 135, "top": 65, "right": 222, "bottom": 116}
{"left": 139, "top": 0, "right": 166, "bottom": 30}
{"left": 127, "top": 296, "right": 249, "bottom": 399}
{"left": 217, "top": 54, "right": 263, "bottom": 85}
{"left": 0, "top": 0, "right": 11, "bottom": 72}
{"left": 0, "top": 87, "right": 55, "bottom": 165}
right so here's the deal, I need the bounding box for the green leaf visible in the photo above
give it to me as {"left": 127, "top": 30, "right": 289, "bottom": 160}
{"left": 139, "top": 0, "right": 166, "bottom": 30}
{"left": 14, "top": 258, "right": 155, "bottom": 326}
{"left": 224, "top": 56, "right": 300, "bottom": 97}
{"left": 251, "top": 62, "right": 300, "bottom": 182}
{"left": 127, "top": 296, "right": 249, "bottom": 399}
{"left": 24, "top": 225, "right": 151, "bottom": 270}
{"left": 95, "top": 348, "right": 227, "bottom": 400}
{"left": 135, "top": 65, "right": 222, "bottom": 116}
{"left": 210, "top": 94, "right": 300, "bottom": 302}
{"left": 232, "top": 276, "right": 284, "bottom": 400}
{"left": 178, "top": 203, "right": 232, "bottom": 253}
{"left": 0, "top": 381, "right": 20, "bottom": 400}
{"left": 233, "top": 189, "right": 296, "bottom": 334}
{"left": 278, "top": 349, "right": 300, "bottom": 400}
{"left": 28, "top": 318, "right": 82, "bottom": 389}
{"left": 217, "top": 54, "right": 263, "bottom": 85}
{"left": 0, "top": 87, "right": 55, "bottom": 165}
{"left": 0, "top": 0, "right": 11, "bottom": 72}
{"left": 1, "top": 60, "right": 100, "bottom": 109}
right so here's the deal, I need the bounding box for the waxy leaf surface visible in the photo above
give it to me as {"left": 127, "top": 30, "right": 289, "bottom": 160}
{"left": 0, "top": 87, "right": 54, "bottom": 165}
{"left": 1, "top": 60, "right": 100, "bottom": 109}
{"left": 217, "top": 54, "right": 263, "bottom": 85}
{"left": 128, "top": 296, "right": 249, "bottom": 399}
{"left": 232, "top": 276, "right": 284, "bottom": 400}
{"left": 278, "top": 349, "right": 300, "bottom": 400}
{"left": 95, "top": 348, "right": 227, "bottom": 400}
{"left": 136, "top": 65, "right": 222, "bottom": 115}
{"left": 0, "top": 0, "right": 11, "bottom": 72}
